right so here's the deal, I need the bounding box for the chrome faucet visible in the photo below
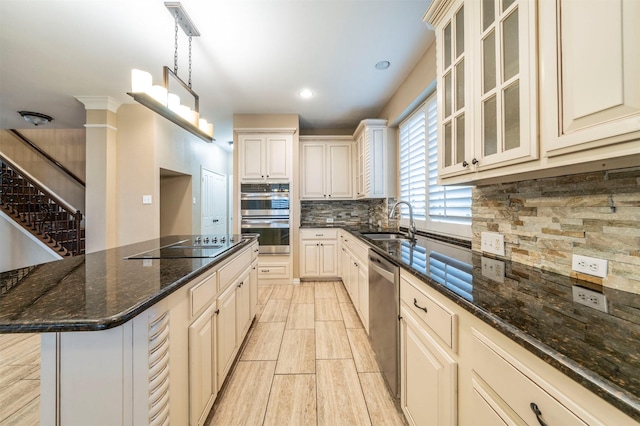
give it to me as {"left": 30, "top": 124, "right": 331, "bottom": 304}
{"left": 389, "top": 200, "right": 416, "bottom": 241}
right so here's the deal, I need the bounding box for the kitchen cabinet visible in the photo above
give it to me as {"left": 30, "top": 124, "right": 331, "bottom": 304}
{"left": 235, "top": 270, "right": 252, "bottom": 346}
{"left": 300, "top": 136, "right": 353, "bottom": 200}
{"left": 188, "top": 303, "right": 217, "bottom": 426}
{"left": 237, "top": 133, "right": 293, "bottom": 182}
{"left": 353, "top": 119, "right": 392, "bottom": 199}
{"left": 216, "top": 279, "right": 237, "bottom": 390}
{"left": 426, "top": 0, "right": 538, "bottom": 180}
{"left": 249, "top": 258, "right": 258, "bottom": 319}
{"left": 400, "top": 272, "right": 457, "bottom": 426}
{"left": 539, "top": 0, "right": 640, "bottom": 158}
{"left": 396, "top": 268, "right": 636, "bottom": 426}
{"left": 299, "top": 228, "right": 338, "bottom": 278}
{"left": 426, "top": 0, "right": 640, "bottom": 185}
{"left": 339, "top": 230, "right": 370, "bottom": 332}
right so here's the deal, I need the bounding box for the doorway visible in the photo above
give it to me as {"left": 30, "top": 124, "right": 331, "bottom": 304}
{"left": 202, "top": 168, "right": 228, "bottom": 235}
{"left": 159, "top": 168, "right": 193, "bottom": 237}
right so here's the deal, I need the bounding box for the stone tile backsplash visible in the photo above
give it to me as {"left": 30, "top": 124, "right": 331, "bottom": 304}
{"left": 472, "top": 167, "right": 640, "bottom": 294}
{"left": 301, "top": 199, "right": 390, "bottom": 228}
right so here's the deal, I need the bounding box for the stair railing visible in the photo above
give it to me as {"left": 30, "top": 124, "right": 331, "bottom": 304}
{"left": 0, "top": 154, "right": 84, "bottom": 256}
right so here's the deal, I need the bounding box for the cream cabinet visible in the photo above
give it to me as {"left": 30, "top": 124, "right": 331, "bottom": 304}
{"left": 300, "top": 228, "right": 338, "bottom": 278}
{"left": 539, "top": 0, "right": 640, "bottom": 159}
{"left": 237, "top": 132, "right": 293, "bottom": 182}
{"left": 426, "top": 0, "right": 538, "bottom": 181}
{"left": 216, "top": 279, "right": 237, "bottom": 390}
{"left": 339, "top": 231, "right": 370, "bottom": 332}
{"left": 400, "top": 272, "right": 458, "bottom": 426}
{"left": 300, "top": 136, "right": 353, "bottom": 200}
{"left": 353, "top": 119, "right": 391, "bottom": 199}
{"left": 235, "top": 270, "right": 252, "bottom": 345}
{"left": 188, "top": 303, "right": 218, "bottom": 426}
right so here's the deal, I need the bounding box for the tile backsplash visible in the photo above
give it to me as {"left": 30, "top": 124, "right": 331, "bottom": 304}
{"left": 301, "top": 199, "right": 389, "bottom": 228}
{"left": 472, "top": 167, "right": 640, "bottom": 294}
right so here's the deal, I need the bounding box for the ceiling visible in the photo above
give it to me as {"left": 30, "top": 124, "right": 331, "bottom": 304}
{"left": 0, "top": 0, "right": 434, "bottom": 150}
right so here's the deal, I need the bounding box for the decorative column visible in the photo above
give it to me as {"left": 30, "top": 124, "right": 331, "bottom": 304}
{"left": 76, "top": 96, "right": 121, "bottom": 253}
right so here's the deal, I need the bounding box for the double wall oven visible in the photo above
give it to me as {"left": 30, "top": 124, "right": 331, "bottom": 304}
{"left": 240, "top": 183, "right": 290, "bottom": 254}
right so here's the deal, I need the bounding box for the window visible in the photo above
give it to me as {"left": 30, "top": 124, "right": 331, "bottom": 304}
{"left": 399, "top": 93, "right": 472, "bottom": 239}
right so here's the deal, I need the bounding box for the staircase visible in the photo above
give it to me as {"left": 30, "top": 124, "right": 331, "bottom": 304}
{"left": 1, "top": 155, "right": 85, "bottom": 256}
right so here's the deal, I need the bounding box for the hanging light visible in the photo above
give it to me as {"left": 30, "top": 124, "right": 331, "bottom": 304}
{"left": 18, "top": 111, "right": 53, "bottom": 126}
{"left": 127, "top": 2, "right": 214, "bottom": 142}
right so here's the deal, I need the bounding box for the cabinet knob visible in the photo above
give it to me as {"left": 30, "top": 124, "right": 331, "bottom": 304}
{"left": 530, "top": 403, "right": 548, "bottom": 426}
{"left": 328, "top": 194, "right": 331, "bottom": 197}
{"left": 462, "top": 160, "right": 469, "bottom": 167}
{"left": 214, "top": 309, "right": 220, "bottom": 315}
{"left": 472, "top": 158, "right": 479, "bottom": 165}
{"left": 266, "top": 175, "right": 269, "bottom": 178}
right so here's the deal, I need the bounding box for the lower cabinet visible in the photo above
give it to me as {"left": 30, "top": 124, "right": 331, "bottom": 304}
{"left": 188, "top": 303, "right": 218, "bottom": 426}
{"left": 400, "top": 302, "right": 457, "bottom": 426}
{"left": 300, "top": 228, "right": 338, "bottom": 278}
{"left": 216, "top": 280, "right": 237, "bottom": 390}
{"left": 235, "top": 271, "right": 252, "bottom": 345}
{"left": 340, "top": 231, "right": 369, "bottom": 333}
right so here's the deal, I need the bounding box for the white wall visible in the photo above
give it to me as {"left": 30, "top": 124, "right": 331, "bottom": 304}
{"left": 0, "top": 210, "right": 61, "bottom": 272}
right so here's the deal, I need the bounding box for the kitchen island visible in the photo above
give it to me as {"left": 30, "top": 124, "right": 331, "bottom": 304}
{"left": 303, "top": 225, "right": 640, "bottom": 424}
{"left": 0, "top": 234, "right": 259, "bottom": 426}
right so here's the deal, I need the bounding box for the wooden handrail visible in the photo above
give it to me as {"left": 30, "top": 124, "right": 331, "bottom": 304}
{"left": 9, "top": 129, "right": 85, "bottom": 187}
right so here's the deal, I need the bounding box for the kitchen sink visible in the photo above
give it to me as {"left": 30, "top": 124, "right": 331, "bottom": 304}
{"left": 361, "top": 232, "right": 411, "bottom": 241}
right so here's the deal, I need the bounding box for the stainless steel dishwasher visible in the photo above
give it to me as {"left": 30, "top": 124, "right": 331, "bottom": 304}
{"left": 368, "top": 250, "right": 400, "bottom": 398}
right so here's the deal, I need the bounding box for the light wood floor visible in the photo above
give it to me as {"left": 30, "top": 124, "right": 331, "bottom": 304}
{"left": 0, "top": 333, "right": 40, "bottom": 425}
{"left": 0, "top": 281, "right": 405, "bottom": 426}
{"left": 206, "top": 281, "right": 406, "bottom": 426}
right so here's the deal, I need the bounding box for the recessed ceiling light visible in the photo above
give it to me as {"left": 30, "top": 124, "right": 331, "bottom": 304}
{"left": 375, "top": 60, "right": 391, "bottom": 70}
{"left": 298, "top": 89, "right": 313, "bottom": 99}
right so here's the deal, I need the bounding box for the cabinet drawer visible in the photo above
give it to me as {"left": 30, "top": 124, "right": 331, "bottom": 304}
{"left": 472, "top": 330, "right": 592, "bottom": 426}
{"left": 190, "top": 272, "right": 217, "bottom": 319}
{"left": 300, "top": 228, "right": 338, "bottom": 240}
{"left": 258, "top": 262, "right": 289, "bottom": 279}
{"left": 250, "top": 242, "right": 259, "bottom": 261}
{"left": 218, "top": 247, "right": 252, "bottom": 292}
{"left": 400, "top": 275, "right": 457, "bottom": 351}
{"left": 348, "top": 239, "right": 369, "bottom": 265}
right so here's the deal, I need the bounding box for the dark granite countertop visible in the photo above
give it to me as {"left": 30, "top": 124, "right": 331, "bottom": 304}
{"left": 0, "top": 234, "right": 257, "bottom": 333}
{"left": 303, "top": 224, "right": 640, "bottom": 421}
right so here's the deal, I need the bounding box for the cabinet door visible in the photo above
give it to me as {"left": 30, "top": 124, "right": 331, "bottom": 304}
{"left": 471, "top": 378, "right": 512, "bottom": 426}
{"left": 300, "top": 143, "right": 326, "bottom": 199}
{"left": 340, "top": 247, "right": 351, "bottom": 288}
{"left": 327, "top": 143, "right": 352, "bottom": 199}
{"left": 357, "top": 264, "right": 369, "bottom": 332}
{"left": 319, "top": 242, "right": 338, "bottom": 276}
{"left": 367, "top": 127, "right": 386, "bottom": 197}
{"left": 236, "top": 272, "right": 252, "bottom": 344}
{"left": 541, "top": 0, "right": 640, "bottom": 156}
{"left": 437, "top": 0, "right": 473, "bottom": 177}
{"left": 216, "top": 283, "right": 237, "bottom": 389}
{"left": 265, "top": 136, "right": 290, "bottom": 180}
{"left": 355, "top": 133, "right": 365, "bottom": 198}
{"left": 189, "top": 304, "right": 217, "bottom": 426}
{"left": 300, "top": 241, "right": 320, "bottom": 277}
{"left": 348, "top": 257, "right": 360, "bottom": 307}
{"left": 249, "top": 259, "right": 258, "bottom": 319}
{"left": 239, "top": 136, "right": 265, "bottom": 181}
{"left": 401, "top": 310, "right": 457, "bottom": 426}
{"left": 473, "top": 0, "right": 538, "bottom": 170}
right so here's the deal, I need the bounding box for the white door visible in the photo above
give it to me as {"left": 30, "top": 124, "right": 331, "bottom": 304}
{"left": 202, "top": 169, "right": 227, "bottom": 235}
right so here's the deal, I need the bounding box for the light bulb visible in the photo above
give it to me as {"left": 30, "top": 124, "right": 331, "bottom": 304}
{"left": 148, "top": 85, "right": 168, "bottom": 106}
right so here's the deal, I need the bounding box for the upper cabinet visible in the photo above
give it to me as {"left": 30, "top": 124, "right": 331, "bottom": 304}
{"left": 426, "top": 0, "right": 640, "bottom": 185}
{"left": 354, "top": 119, "right": 393, "bottom": 199}
{"left": 300, "top": 136, "right": 353, "bottom": 200}
{"left": 237, "top": 132, "right": 293, "bottom": 182}
{"left": 427, "top": 0, "right": 538, "bottom": 181}
{"left": 539, "top": 0, "right": 640, "bottom": 158}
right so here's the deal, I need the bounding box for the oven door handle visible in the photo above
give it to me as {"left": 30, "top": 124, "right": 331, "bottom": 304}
{"left": 241, "top": 219, "right": 290, "bottom": 228}
{"left": 241, "top": 193, "right": 290, "bottom": 200}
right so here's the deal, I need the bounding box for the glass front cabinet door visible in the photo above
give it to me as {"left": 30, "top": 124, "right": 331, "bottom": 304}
{"left": 426, "top": 0, "right": 538, "bottom": 181}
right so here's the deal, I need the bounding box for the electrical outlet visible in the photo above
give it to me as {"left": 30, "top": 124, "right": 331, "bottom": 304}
{"left": 572, "top": 286, "right": 608, "bottom": 313}
{"left": 572, "top": 254, "right": 608, "bottom": 278}
{"left": 142, "top": 195, "right": 152, "bottom": 204}
{"left": 326, "top": 217, "right": 334, "bottom": 223}
{"left": 481, "top": 232, "right": 505, "bottom": 256}
{"left": 481, "top": 256, "right": 505, "bottom": 283}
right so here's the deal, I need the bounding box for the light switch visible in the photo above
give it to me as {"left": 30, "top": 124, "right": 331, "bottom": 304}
{"left": 142, "top": 195, "right": 152, "bottom": 204}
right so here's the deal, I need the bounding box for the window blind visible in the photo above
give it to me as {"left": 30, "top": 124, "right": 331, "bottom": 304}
{"left": 399, "top": 109, "right": 426, "bottom": 221}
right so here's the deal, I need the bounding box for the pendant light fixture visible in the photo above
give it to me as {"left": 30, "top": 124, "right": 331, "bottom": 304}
{"left": 127, "top": 2, "right": 214, "bottom": 142}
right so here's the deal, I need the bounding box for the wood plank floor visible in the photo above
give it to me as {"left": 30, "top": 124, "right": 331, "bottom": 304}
{"left": 206, "top": 281, "right": 406, "bottom": 426}
{"left": 0, "top": 333, "right": 40, "bottom": 425}
{"left": 0, "top": 280, "right": 405, "bottom": 425}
